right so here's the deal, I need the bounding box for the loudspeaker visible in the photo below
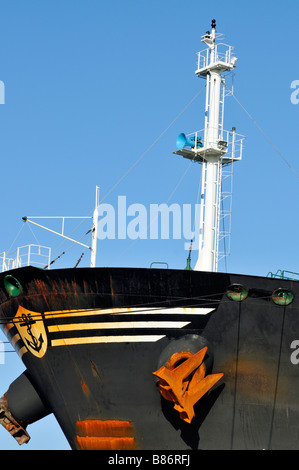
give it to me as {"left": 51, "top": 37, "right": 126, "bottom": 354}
{"left": 176, "top": 133, "right": 203, "bottom": 150}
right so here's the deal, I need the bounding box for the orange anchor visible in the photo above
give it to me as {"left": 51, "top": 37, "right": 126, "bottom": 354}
{"left": 153, "top": 346, "right": 223, "bottom": 423}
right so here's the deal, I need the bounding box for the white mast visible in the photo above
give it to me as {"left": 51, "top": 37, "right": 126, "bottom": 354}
{"left": 90, "top": 186, "right": 99, "bottom": 268}
{"left": 174, "top": 19, "right": 244, "bottom": 272}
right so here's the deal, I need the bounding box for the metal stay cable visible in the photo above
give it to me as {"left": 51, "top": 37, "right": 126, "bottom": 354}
{"left": 6, "top": 220, "right": 39, "bottom": 255}
{"left": 8, "top": 223, "right": 25, "bottom": 252}
{"left": 224, "top": 84, "right": 299, "bottom": 178}
{"left": 44, "top": 230, "right": 92, "bottom": 268}
{"left": 109, "top": 137, "right": 208, "bottom": 265}
{"left": 0, "top": 290, "right": 226, "bottom": 324}
{"left": 99, "top": 84, "right": 207, "bottom": 205}
{"left": 108, "top": 159, "right": 195, "bottom": 265}
{"left": 105, "top": 87, "right": 207, "bottom": 265}
{"left": 37, "top": 85, "right": 207, "bottom": 263}
{"left": 0, "top": 291, "right": 294, "bottom": 326}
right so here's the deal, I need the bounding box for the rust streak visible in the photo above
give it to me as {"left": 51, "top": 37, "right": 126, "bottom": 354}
{"left": 109, "top": 275, "right": 114, "bottom": 297}
{"left": 71, "top": 281, "right": 78, "bottom": 296}
{"left": 81, "top": 380, "right": 89, "bottom": 395}
{"left": 90, "top": 360, "right": 103, "bottom": 382}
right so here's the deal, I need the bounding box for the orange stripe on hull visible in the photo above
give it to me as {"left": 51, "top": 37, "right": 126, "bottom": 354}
{"left": 76, "top": 436, "right": 136, "bottom": 450}
{"left": 76, "top": 420, "right": 136, "bottom": 450}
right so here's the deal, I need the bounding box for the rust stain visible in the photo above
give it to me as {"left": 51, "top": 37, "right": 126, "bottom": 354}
{"left": 60, "top": 280, "right": 68, "bottom": 297}
{"left": 50, "top": 281, "right": 59, "bottom": 296}
{"left": 76, "top": 419, "right": 136, "bottom": 450}
{"left": 28, "top": 279, "right": 47, "bottom": 295}
{"left": 26, "top": 279, "right": 51, "bottom": 309}
{"left": 90, "top": 360, "right": 103, "bottom": 381}
{"left": 0, "top": 392, "right": 30, "bottom": 445}
{"left": 109, "top": 275, "right": 114, "bottom": 297}
{"left": 71, "top": 281, "right": 78, "bottom": 296}
{"left": 221, "top": 357, "right": 276, "bottom": 397}
{"left": 81, "top": 380, "right": 89, "bottom": 395}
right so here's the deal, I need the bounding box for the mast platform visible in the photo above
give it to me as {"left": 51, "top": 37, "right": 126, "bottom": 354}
{"left": 173, "top": 128, "right": 244, "bottom": 164}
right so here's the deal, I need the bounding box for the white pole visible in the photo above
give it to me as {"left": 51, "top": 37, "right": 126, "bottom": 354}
{"left": 90, "top": 186, "right": 99, "bottom": 268}
{"left": 195, "top": 70, "right": 222, "bottom": 271}
{"left": 23, "top": 218, "right": 90, "bottom": 249}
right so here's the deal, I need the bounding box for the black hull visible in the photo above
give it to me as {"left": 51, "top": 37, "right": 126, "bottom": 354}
{"left": 0, "top": 266, "right": 298, "bottom": 449}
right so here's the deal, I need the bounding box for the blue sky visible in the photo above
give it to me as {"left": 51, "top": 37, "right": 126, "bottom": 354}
{"left": 0, "top": 0, "right": 298, "bottom": 450}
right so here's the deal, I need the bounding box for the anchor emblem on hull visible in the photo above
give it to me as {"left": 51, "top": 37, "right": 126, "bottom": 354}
{"left": 21, "top": 314, "right": 44, "bottom": 353}
{"left": 14, "top": 306, "right": 48, "bottom": 358}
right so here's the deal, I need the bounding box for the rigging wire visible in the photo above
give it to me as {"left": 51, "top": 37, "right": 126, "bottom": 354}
{"left": 26, "top": 221, "right": 41, "bottom": 245}
{"left": 104, "top": 87, "right": 207, "bottom": 265}
{"left": 73, "top": 233, "right": 92, "bottom": 268}
{"left": 99, "top": 84, "right": 207, "bottom": 205}
{"left": 0, "top": 289, "right": 280, "bottom": 325}
{"left": 50, "top": 221, "right": 92, "bottom": 258}
{"left": 74, "top": 252, "right": 84, "bottom": 268}
{"left": 224, "top": 84, "right": 299, "bottom": 179}
{"left": 8, "top": 223, "right": 25, "bottom": 252}
{"left": 45, "top": 250, "right": 66, "bottom": 268}
{"left": 109, "top": 157, "right": 196, "bottom": 265}
{"left": 44, "top": 230, "right": 92, "bottom": 269}
{"left": 17, "top": 85, "right": 207, "bottom": 269}
{"left": 0, "top": 290, "right": 226, "bottom": 324}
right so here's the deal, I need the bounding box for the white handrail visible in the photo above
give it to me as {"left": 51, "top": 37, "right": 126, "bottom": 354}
{"left": 0, "top": 244, "right": 51, "bottom": 272}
